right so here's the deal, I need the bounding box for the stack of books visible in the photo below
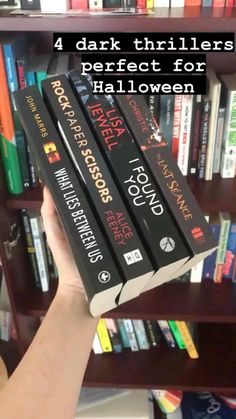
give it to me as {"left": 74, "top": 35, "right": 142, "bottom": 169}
{"left": 12, "top": 66, "right": 216, "bottom": 317}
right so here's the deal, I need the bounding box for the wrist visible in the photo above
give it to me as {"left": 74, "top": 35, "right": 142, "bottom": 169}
{"left": 56, "top": 282, "right": 86, "bottom": 302}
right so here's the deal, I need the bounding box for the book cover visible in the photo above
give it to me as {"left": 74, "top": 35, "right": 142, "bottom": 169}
{"left": 219, "top": 74, "right": 236, "bottom": 178}
{"left": 226, "top": 0, "right": 234, "bottom": 6}
{"left": 71, "top": 0, "right": 88, "bottom": 8}
{"left": 2, "top": 33, "right": 31, "bottom": 189}
{"left": 154, "top": 0, "right": 169, "bottom": 5}
{"left": 23, "top": 54, "right": 39, "bottom": 187}
{"left": 182, "top": 392, "right": 236, "bottom": 419}
{"left": 136, "top": 0, "right": 146, "bottom": 7}
{"left": 145, "top": 320, "right": 162, "bottom": 347}
{"left": 188, "top": 95, "right": 203, "bottom": 176}
{"left": 114, "top": 94, "right": 218, "bottom": 277}
{"left": 159, "top": 95, "right": 175, "bottom": 149}
{"left": 42, "top": 74, "right": 153, "bottom": 305}
{"left": 198, "top": 99, "right": 211, "bottom": 179}
{"left": 16, "top": 58, "right": 27, "bottom": 89}
{"left": 123, "top": 319, "right": 139, "bottom": 351}
{"left": 172, "top": 95, "right": 182, "bottom": 160}
{"left": 117, "top": 319, "right": 130, "bottom": 348}
{"left": 26, "top": 53, "right": 51, "bottom": 92}
{"left": 171, "top": 0, "right": 184, "bottom": 6}
{"left": 213, "top": 0, "right": 225, "bottom": 6}
{"left": 88, "top": 0, "right": 103, "bottom": 8}
{"left": 29, "top": 212, "right": 49, "bottom": 292}
{"left": 185, "top": 0, "right": 200, "bottom": 4}
{"left": 175, "top": 321, "right": 199, "bottom": 359}
{"left": 20, "top": 0, "right": 40, "bottom": 9}
{"left": 214, "top": 212, "right": 231, "bottom": 283}
{"left": 20, "top": 209, "right": 41, "bottom": 289}
{"left": 25, "top": 54, "right": 36, "bottom": 86}
{"left": 92, "top": 332, "right": 103, "bottom": 354}
{"left": 157, "top": 320, "right": 176, "bottom": 348}
{"left": 205, "top": 68, "right": 221, "bottom": 181}
{"left": 28, "top": 212, "right": 50, "bottom": 292}
{"left": 202, "top": 219, "right": 221, "bottom": 280}
{"left": 97, "top": 319, "right": 113, "bottom": 352}
{"left": 41, "top": 219, "right": 56, "bottom": 281}
{"left": 148, "top": 94, "right": 160, "bottom": 124}
{"left": 168, "top": 320, "right": 186, "bottom": 349}
{"left": 190, "top": 215, "right": 209, "bottom": 283}
{"left": 0, "top": 46, "right": 23, "bottom": 194}
{"left": 223, "top": 215, "right": 236, "bottom": 280}
{"left": 70, "top": 72, "right": 190, "bottom": 293}
{"left": 105, "top": 319, "right": 123, "bottom": 353}
{"left": 171, "top": 269, "right": 191, "bottom": 283}
{"left": 103, "top": 0, "right": 121, "bottom": 6}
{"left": 177, "top": 95, "right": 193, "bottom": 176}
{"left": 132, "top": 319, "right": 150, "bottom": 350}
{"left": 213, "top": 108, "right": 225, "bottom": 174}
{"left": 14, "top": 85, "right": 123, "bottom": 317}
{"left": 40, "top": 0, "right": 70, "bottom": 12}
{"left": 232, "top": 256, "right": 236, "bottom": 284}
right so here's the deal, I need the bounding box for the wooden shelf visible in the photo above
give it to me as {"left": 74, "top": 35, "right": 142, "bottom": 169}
{"left": 16, "top": 280, "right": 236, "bottom": 323}
{"left": 16, "top": 280, "right": 58, "bottom": 317}
{"left": 6, "top": 176, "right": 236, "bottom": 213}
{"left": 6, "top": 186, "right": 43, "bottom": 211}
{"left": 83, "top": 323, "right": 236, "bottom": 392}
{"left": 1, "top": 8, "right": 236, "bottom": 32}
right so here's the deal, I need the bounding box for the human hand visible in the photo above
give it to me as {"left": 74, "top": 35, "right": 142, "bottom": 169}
{"left": 41, "top": 186, "right": 84, "bottom": 296}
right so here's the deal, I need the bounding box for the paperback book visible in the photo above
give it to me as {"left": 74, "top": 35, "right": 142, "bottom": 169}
{"left": 14, "top": 85, "right": 123, "bottom": 317}
{"left": 69, "top": 71, "right": 190, "bottom": 292}
{"left": 114, "top": 94, "right": 218, "bottom": 278}
{"left": 42, "top": 74, "right": 154, "bottom": 305}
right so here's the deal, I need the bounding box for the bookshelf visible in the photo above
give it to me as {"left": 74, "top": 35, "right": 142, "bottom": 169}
{"left": 0, "top": 9, "right": 236, "bottom": 394}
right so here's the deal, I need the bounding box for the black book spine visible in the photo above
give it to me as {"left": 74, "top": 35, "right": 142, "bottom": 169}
{"left": 159, "top": 95, "right": 175, "bottom": 149}
{"left": 42, "top": 75, "right": 153, "bottom": 304}
{"left": 14, "top": 85, "right": 123, "bottom": 317}
{"left": 144, "top": 320, "right": 161, "bottom": 348}
{"left": 69, "top": 71, "right": 189, "bottom": 285}
{"left": 20, "top": 209, "right": 41, "bottom": 289}
{"left": 20, "top": 0, "right": 41, "bottom": 9}
{"left": 103, "top": 0, "right": 121, "bottom": 7}
{"left": 188, "top": 95, "right": 203, "bottom": 176}
{"left": 114, "top": 95, "right": 218, "bottom": 257}
{"left": 198, "top": 99, "right": 211, "bottom": 180}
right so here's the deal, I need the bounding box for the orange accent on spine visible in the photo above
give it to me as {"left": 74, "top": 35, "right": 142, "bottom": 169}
{"left": 0, "top": 47, "right": 15, "bottom": 142}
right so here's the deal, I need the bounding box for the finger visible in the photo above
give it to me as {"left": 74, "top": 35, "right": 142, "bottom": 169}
{"left": 42, "top": 186, "right": 57, "bottom": 216}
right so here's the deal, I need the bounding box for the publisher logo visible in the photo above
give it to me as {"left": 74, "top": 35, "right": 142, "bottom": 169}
{"left": 98, "top": 271, "right": 111, "bottom": 284}
{"left": 159, "top": 237, "right": 175, "bottom": 252}
{"left": 124, "top": 249, "right": 143, "bottom": 265}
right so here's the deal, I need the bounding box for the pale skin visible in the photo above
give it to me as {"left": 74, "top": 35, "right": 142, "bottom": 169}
{"left": 0, "top": 187, "right": 99, "bottom": 419}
